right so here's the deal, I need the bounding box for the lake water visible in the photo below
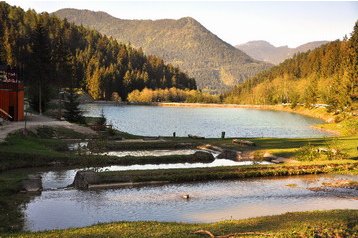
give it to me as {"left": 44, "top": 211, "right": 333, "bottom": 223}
{"left": 24, "top": 174, "right": 358, "bottom": 231}
{"left": 81, "top": 104, "right": 329, "bottom": 138}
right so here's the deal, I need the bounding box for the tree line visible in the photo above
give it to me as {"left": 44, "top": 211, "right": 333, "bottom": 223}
{"left": 0, "top": 2, "right": 196, "bottom": 112}
{"left": 224, "top": 21, "right": 358, "bottom": 112}
{"left": 128, "top": 87, "right": 221, "bottom": 103}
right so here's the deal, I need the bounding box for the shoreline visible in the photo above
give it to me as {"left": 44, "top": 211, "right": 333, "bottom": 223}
{"left": 88, "top": 101, "right": 333, "bottom": 122}
{"left": 154, "top": 103, "right": 333, "bottom": 122}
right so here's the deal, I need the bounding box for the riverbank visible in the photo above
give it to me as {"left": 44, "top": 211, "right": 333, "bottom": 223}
{"left": 7, "top": 210, "right": 358, "bottom": 237}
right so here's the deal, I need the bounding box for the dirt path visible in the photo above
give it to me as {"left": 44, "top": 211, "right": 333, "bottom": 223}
{"left": 0, "top": 114, "right": 97, "bottom": 142}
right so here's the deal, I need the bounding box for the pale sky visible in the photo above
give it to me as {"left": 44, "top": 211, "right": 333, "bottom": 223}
{"left": 6, "top": 1, "right": 358, "bottom": 48}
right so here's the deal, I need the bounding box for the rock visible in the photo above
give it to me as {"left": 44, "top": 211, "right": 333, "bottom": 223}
{"left": 263, "top": 152, "right": 296, "bottom": 163}
{"left": 182, "top": 194, "right": 190, "bottom": 199}
{"left": 73, "top": 170, "right": 99, "bottom": 189}
{"left": 22, "top": 175, "right": 42, "bottom": 192}
{"left": 327, "top": 117, "right": 335, "bottom": 123}
{"left": 232, "top": 139, "right": 256, "bottom": 146}
{"left": 197, "top": 144, "right": 223, "bottom": 152}
{"left": 188, "top": 134, "right": 205, "bottom": 139}
{"left": 217, "top": 149, "right": 242, "bottom": 161}
{"left": 193, "top": 151, "right": 215, "bottom": 162}
{"left": 263, "top": 152, "right": 278, "bottom": 160}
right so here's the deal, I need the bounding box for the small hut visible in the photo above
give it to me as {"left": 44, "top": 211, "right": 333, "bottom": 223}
{"left": 0, "top": 65, "right": 24, "bottom": 121}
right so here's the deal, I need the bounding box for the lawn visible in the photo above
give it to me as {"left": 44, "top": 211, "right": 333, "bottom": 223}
{"left": 7, "top": 210, "right": 357, "bottom": 237}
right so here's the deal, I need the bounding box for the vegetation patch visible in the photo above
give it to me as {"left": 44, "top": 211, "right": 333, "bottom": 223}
{"left": 75, "top": 160, "right": 358, "bottom": 188}
{"left": 6, "top": 210, "right": 358, "bottom": 237}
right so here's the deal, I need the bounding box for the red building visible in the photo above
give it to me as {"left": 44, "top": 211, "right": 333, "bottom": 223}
{"left": 0, "top": 65, "right": 24, "bottom": 121}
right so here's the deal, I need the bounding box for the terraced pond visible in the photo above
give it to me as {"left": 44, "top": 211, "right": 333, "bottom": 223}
{"left": 24, "top": 174, "right": 358, "bottom": 231}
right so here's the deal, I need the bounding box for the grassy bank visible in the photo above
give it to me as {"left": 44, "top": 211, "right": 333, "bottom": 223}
{"left": 1, "top": 129, "right": 357, "bottom": 171}
{"left": 7, "top": 210, "right": 358, "bottom": 237}
{"left": 0, "top": 134, "right": 212, "bottom": 171}
{"left": 81, "top": 160, "right": 358, "bottom": 187}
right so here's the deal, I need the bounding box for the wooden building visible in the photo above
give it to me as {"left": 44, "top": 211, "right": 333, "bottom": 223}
{"left": 0, "top": 65, "right": 24, "bottom": 121}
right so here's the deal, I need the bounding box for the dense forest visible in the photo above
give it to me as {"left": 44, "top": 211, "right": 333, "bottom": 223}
{"left": 55, "top": 9, "right": 272, "bottom": 92}
{"left": 127, "top": 87, "right": 221, "bottom": 103}
{"left": 225, "top": 21, "right": 358, "bottom": 112}
{"left": 0, "top": 2, "right": 196, "bottom": 112}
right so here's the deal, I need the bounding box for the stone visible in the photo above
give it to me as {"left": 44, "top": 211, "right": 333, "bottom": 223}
{"left": 197, "top": 144, "right": 223, "bottom": 153}
{"left": 192, "top": 151, "right": 215, "bottom": 162}
{"left": 182, "top": 194, "right": 190, "bottom": 199}
{"left": 22, "top": 174, "right": 42, "bottom": 192}
{"left": 263, "top": 152, "right": 278, "bottom": 159}
{"left": 232, "top": 139, "right": 256, "bottom": 146}
{"left": 188, "top": 134, "right": 205, "bottom": 139}
{"left": 217, "top": 149, "right": 242, "bottom": 161}
{"left": 73, "top": 170, "right": 99, "bottom": 189}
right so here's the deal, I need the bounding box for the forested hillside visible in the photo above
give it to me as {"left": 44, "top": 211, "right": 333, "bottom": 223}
{"left": 55, "top": 9, "right": 272, "bottom": 92}
{"left": 225, "top": 21, "right": 358, "bottom": 111}
{"left": 0, "top": 2, "right": 196, "bottom": 111}
{"left": 236, "top": 40, "right": 328, "bottom": 65}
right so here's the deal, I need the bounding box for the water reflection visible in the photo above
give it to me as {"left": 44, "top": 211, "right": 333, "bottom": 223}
{"left": 81, "top": 104, "right": 330, "bottom": 138}
{"left": 24, "top": 174, "right": 358, "bottom": 231}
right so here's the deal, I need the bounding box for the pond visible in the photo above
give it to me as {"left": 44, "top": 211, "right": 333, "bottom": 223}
{"left": 39, "top": 159, "right": 271, "bottom": 190}
{"left": 81, "top": 104, "right": 330, "bottom": 138}
{"left": 24, "top": 174, "right": 358, "bottom": 231}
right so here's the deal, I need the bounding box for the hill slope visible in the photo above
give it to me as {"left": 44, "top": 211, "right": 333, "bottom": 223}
{"left": 236, "top": 40, "right": 328, "bottom": 65}
{"left": 0, "top": 2, "right": 196, "bottom": 106}
{"left": 226, "top": 22, "right": 357, "bottom": 111}
{"left": 54, "top": 9, "right": 272, "bottom": 92}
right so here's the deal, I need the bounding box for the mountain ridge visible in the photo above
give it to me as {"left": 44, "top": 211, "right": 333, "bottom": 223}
{"left": 236, "top": 40, "right": 329, "bottom": 65}
{"left": 54, "top": 8, "right": 272, "bottom": 92}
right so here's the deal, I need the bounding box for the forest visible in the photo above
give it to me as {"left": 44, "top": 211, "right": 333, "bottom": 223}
{"left": 0, "top": 2, "right": 196, "bottom": 112}
{"left": 55, "top": 9, "right": 272, "bottom": 92}
{"left": 225, "top": 21, "right": 358, "bottom": 112}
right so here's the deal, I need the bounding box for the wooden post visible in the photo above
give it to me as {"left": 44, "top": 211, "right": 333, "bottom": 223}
{"left": 221, "top": 131, "right": 225, "bottom": 139}
{"left": 173, "top": 132, "right": 176, "bottom": 138}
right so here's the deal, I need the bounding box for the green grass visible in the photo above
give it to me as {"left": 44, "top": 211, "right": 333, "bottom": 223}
{"left": 195, "top": 136, "right": 358, "bottom": 159}
{"left": 85, "top": 160, "right": 358, "bottom": 186}
{"left": 317, "top": 118, "right": 358, "bottom": 136}
{"left": 6, "top": 210, "right": 358, "bottom": 237}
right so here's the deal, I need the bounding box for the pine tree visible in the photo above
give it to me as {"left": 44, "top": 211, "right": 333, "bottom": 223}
{"left": 29, "top": 21, "right": 52, "bottom": 114}
{"left": 63, "top": 87, "right": 84, "bottom": 123}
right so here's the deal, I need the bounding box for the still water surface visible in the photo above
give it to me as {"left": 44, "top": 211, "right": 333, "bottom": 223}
{"left": 24, "top": 174, "right": 358, "bottom": 231}
{"left": 81, "top": 104, "right": 329, "bottom": 138}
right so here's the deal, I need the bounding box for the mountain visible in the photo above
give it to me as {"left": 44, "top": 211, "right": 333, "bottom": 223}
{"left": 225, "top": 21, "right": 357, "bottom": 111}
{"left": 54, "top": 9, "right": 272, "bottom": 92}
{"left": 236, "top": 40, "right": 329, "bottom": 65}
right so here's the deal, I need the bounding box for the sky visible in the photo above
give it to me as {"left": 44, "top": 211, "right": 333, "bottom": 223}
{"left": 6, "top": 1, "right": 358, "bottom": 48}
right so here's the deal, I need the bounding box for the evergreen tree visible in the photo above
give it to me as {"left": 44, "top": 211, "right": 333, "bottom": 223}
{"left": 0, "top": 2, "right": 197, "bottom": 105}
{"left": 29, "top": 21, "right": 52, "bottom": 114}
{"left": 63, "top": 87, "right": 84, "bottom": 123}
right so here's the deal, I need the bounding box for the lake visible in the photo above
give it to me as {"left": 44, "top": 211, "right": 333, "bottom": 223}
{"left": 81, "top": 104, "right": 329, "bottom": 138}
{"left": 24, "top": 174, "right": 358, "bottom": 231}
